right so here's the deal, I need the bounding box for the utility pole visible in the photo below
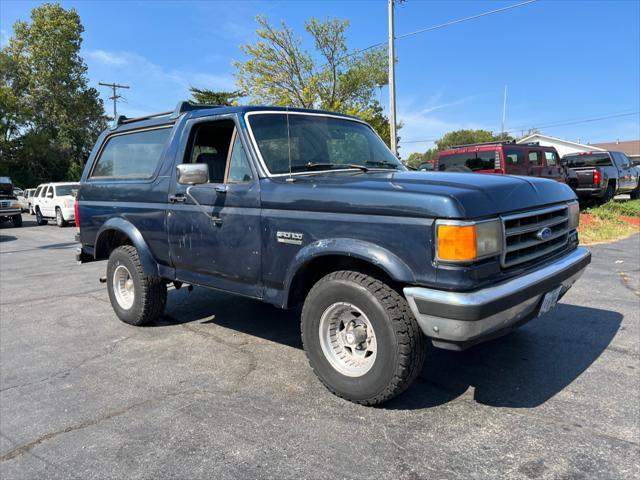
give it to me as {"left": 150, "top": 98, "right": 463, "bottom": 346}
{"left": 501, "top": 84, "right": 508, "bottom": 138}
{"left": 388, "top": 0, "right": 398, "bottom": 156}
{"left": 99, "top": 82, "right": 130, "bottom": 120}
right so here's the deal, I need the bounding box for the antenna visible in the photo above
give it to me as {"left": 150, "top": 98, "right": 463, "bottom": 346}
{"left": 285, "top": 106, "right": 295, "bottom": 182}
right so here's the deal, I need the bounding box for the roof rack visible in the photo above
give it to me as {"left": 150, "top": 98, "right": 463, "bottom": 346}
{"left": 449, "top": 139, "right": 517, "bottom": 149}
{"left": 113, "top": 101, "right": 224, "bottom": 127}
{"left": 170, "top": 100, "right": 223, "bottom": 118}
{"left": 115, "top": 111, "right": 172, "bottom": 126}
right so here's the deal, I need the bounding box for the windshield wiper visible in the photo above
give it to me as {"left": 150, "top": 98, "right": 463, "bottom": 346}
{"left": 365, "top": 160, "right": 402, "bottom": 169}
{"left": 291, "top": 162, "right": 369, "bottom": 172}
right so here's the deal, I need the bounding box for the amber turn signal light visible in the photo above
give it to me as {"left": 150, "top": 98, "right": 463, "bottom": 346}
{"left": 437, "top": 224, "right": 477, "bottom": 262}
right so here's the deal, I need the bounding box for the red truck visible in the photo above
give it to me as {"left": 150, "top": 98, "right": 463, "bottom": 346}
{"left": 436, "top": 141, "right": 566, "bottom": 182}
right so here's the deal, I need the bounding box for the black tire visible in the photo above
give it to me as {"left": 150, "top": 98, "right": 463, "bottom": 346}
{"left": 631, "top": 186, "right": 640, "bottom": 200}
{"left": 55, "top": 208, "right": 68, "bottom": 227}
{"left": 106, "top": 245, "right": 167, "bottom": 326}
{"left": 11, "top": 214, "right": 22, "bottom": 227}
{"left": 35, "top": 208, "right": 48, "bottom": 225}
{"left": 301, "top": 270, "right": 426, "bottom": 405}
{"left": 597, "top": 183, "right": 615, "bottom": 205}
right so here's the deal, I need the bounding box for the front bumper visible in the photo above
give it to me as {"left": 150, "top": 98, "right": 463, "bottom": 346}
{"left": 0, "top": 208, "right": 21, "bottom": 217}
{"left": 404, "top": 247, "right": 591, "bottom": 350}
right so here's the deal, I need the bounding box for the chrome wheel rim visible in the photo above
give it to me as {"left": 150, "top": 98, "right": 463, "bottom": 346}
{"left": 113, "top": 265, "right": 135, "bottom": 310}
{"left": 56, "top": 210, "right": 62, "bottom": 224}
{"left": 318, "top": 302, "right": 377, "bottom": 377}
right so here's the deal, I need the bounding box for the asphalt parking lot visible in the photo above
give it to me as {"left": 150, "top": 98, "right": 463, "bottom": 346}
{"left": 1, "top": 216, "right": 638, "bottom": 480}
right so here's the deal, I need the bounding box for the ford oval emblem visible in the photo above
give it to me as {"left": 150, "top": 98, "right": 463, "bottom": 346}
{"left": 536, "top": 227, "right": 553, "bottom": 241}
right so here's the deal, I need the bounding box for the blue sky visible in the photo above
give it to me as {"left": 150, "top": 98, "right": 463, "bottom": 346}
{"left": 2, "top": 0, "right": 639, "bottom": 157}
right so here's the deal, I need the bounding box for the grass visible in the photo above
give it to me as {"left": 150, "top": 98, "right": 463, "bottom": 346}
{"left": 579, "top": 199, "right": 640, "bottom": 244}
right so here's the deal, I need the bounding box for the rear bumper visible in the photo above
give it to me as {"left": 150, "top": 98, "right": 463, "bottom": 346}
{"left": 575, "top": 187, "right": 605, "bottom": 198}
{"left": 404, "top": 247, "right": 591, "bottom": 350}
{"left": 60, "top": 206, "right": 75, "bottom": 221}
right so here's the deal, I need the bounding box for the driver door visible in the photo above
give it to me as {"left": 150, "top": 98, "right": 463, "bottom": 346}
{"left": 167, "top": 120, "right": 262, "bottom": 298}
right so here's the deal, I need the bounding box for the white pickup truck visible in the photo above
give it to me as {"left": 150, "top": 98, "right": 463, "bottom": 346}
{"left": 32, "top": 182, "right": 79, "bottom": 227}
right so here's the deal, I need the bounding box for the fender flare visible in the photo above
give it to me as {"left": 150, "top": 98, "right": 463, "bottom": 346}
{"left": 283, "top": 238, "right": 415, "bottom": 306}
{"left": 94, "top": 217, "right": 159, "bottom": 276}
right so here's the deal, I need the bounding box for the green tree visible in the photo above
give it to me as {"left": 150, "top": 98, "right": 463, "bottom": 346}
{"left": 435, "top": 129, "right": 497, "bottom": 150}
{"left": 235, "top": 16, "right": 395, "bottom": 144}
{"left": 189, "top": 87, "right": 244, "bottom": 106}
{"left": 0, "top": 3, "right": 107, "bottom": 186}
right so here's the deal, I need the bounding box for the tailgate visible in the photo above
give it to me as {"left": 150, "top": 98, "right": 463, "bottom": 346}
{"left": 574, "top": 168, "right": 597, "bottom": 186}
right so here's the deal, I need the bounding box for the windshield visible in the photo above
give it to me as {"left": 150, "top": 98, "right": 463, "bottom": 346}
{"left": 563, "top": 153, "right": 612, "bottom": 168}
{"left": 55, "top": 184, "right": 79, "bottom": 196}
{"left": 438, "top": 151, "right": 496, "bottom": 171}
{"left": 247, "top": 113, "right": 402, "bottom": 174}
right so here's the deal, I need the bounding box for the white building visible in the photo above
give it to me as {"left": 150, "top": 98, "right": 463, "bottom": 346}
{"left": 516, "top": 134, "right": 603, "bottom": 158}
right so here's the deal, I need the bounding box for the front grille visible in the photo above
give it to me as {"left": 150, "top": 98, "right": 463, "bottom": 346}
{"left": 0, "top": 200, "right": 11, "bottom": 209}
{"left": 501, "top": 204, "right": 569, "bottom": 268}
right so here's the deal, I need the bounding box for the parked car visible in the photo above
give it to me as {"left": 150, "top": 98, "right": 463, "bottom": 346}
{"left": 24, "top": 188, "right": 36, "bottom": 213}
{"left": 417, "top": 161, "right": 434, "bottom": 171}
{"left": 0, "top": 177, "right": 23, "bottom": 227}
{"left": 32, "top": 182, "right": 79, "bottom": 227}
{"left": 13, "top": 187, "right": 29, "bottom": 212}
{"left": 76, "top": 102, "right": 590, "bottom": 405}
{"left": 562, "top": 151, "right": 640, "bottom": 203}
{"left": 436, "top": 141, "right": 566, "bottom": 182}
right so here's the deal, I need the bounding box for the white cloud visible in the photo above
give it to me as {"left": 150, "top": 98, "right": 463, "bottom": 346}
{"left": 1, "top": 29, "right": 10, "bottom": 47}
{"left": 83, "top": 48, "right": 236, "bottom": 117}
{"left": 86, "top": 49, "right": 128, "bottom": 66}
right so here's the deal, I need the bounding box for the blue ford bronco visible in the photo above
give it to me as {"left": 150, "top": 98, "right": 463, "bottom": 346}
{"left": 76, "top": 102, "right": 591, "bottom": 405}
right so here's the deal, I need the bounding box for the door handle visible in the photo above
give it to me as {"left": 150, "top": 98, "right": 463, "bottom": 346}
{"left": 210, "top": 216, "right": 223, "bottom": 226}
{"left": 168, "top": 194, "right": 186, "bottom": 203}
{"left": 214, "top": 185, "right": 227, "bottom": 194}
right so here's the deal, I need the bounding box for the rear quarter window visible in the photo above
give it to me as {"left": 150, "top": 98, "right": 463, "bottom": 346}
{"left": 91, "top": 127, "right": 172, "bottom": 180}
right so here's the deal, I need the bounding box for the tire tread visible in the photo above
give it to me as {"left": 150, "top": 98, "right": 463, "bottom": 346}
{"left": 301, "top": 270, "right": 426, "bottom": 405}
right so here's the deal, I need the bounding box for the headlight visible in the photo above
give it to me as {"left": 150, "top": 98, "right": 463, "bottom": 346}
{"left": 435, "top": 219, "right": 502, "bottom": 263}
{"left": 567, "top": 201, "right": 579, "bottom": 230}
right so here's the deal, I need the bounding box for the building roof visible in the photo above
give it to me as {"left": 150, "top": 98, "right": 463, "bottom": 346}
{"left": 516, "top": 133, "right": 604, "bottom": 151}
{"left": 591, "top": 140, "right": 640, "bottom": 157}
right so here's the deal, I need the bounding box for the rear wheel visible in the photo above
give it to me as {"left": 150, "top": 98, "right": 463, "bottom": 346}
{"left": 631, "top": 185, "right": 640, "bottom": 200}
{"left": 597, "top": 183, "right": 615, "bottom": 205}
{"left": 106, "top": 245, "right": 166, "bottom": 326}
{"left": 11, "top": 214, "right": 22, "bottom": 227}
{"left": 35, "top": 208, "right": 48, "bottom": 225}
{"left": 55, "top": 208, "right": 68, "bottom": 227}
{"left": 301, "top": 270, "right": 426, "bottom": 405}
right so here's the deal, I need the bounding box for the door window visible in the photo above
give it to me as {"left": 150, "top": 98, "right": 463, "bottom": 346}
{"left": 185, "top": 120, "right": 235, "bottom": 183}
{"left": 544, "top": 151, "right": 558, "bottom": 166}
{"left": 504, "top": 150, "right": 524, "bottom": 165}
{"left": 226, "top": 132, "right": 253, "bottom": 183}
{"left": 528, "top": 151, "right": 541, "bottom": 166}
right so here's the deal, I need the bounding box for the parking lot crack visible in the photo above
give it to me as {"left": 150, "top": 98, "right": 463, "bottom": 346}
{"left": 0, "top": 336, "right": 135, "bottom": 393}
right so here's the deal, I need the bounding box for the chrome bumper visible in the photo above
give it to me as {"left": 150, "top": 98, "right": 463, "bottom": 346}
{"left": 0, "top": 208, "right": 21, "bottom": 216}
{"left": 404, "top": 247, "right": 591, "bottom": 350}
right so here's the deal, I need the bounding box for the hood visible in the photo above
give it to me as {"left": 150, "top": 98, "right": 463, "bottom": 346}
{"left": 260, "top": 171, "right": 577, "bottom": 219}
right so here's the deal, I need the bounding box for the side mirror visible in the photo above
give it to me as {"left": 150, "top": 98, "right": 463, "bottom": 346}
{"left": 177, "top": 164, "right": 209, "bottom": 185}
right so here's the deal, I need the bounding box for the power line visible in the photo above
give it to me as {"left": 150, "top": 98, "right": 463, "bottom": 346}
{"left": 99, "top": 82, "right": 130, "bottom": 120}
{"left": 338, "top": 0, "right": 539, "bottom": 62}
{"left": 401, "top": 110, "right": 640, "bottom": 144}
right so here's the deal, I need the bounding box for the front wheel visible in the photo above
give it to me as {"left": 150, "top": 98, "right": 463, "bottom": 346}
{"left": 301, "top": 271, "right": 426, "bottom": 405}
{"left": 35, "top": 208, "right": 48, "bottom": 225}
{"left": 12, "top": 214, "right": 22, "bottom": 227}
{"left": 106, "top": 245, "right": 167, "bottom": 326}
{"left": 55, "top": 208, "right": 68, "bottom": 227}
{"left": 631, "top": 185, "right": 640, "bottom": 200}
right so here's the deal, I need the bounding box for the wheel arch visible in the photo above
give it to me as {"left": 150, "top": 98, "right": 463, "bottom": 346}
{"left": 94, "top": 217, "right": 159, "bottom": 276}
{"left": 284, "top": 238, "right": 415, "bottom": 308}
